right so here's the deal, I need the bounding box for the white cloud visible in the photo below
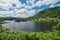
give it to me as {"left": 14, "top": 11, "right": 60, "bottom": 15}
{"left": 22, "top": 0, "right": 36, "bottom": 9}
{"left": 36, "top": 0, "right": 59, "bottom": 7}
{"left": 0, "top": 0, "right": 11, "bottom": 9}
{"left": 0, "top": 0, "right": 22, "bottom": 9}
{"left": 0, "top": 11, "right": 13, "bottom": 17}
{"left": 0, "top": 0, "right": 60, "bottom": 18}
{"left": 28, "top": 0, "right": 35, "bottom": 7}
{"left": 13, "top": 9, "right": 36, "bottom": 18}
{"left": 50, "top": 4, "right": 60, "bottom": 8}
{"left": 22, "top": 4, "right": 32, "bottom": 9}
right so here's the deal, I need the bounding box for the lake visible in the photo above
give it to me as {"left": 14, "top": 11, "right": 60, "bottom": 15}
{"left": 2, "top": 21, "right": 52, "bottom": 32}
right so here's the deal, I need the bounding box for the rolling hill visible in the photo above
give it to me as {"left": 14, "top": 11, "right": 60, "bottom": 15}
{"left": 28, "top": 6, "right": 60, "bottom": 19}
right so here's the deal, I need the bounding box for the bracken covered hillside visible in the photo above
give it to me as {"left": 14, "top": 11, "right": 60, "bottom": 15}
{"left": 29, "top": 6, "right": 60, "bottom": 19}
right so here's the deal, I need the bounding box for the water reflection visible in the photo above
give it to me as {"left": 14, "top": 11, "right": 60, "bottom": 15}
{"left": 2, "top": 21, "right": 52, "bottom": 32}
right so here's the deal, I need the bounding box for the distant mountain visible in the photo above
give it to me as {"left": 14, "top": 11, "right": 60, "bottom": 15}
{"left": 29, "top": 6, "right": 60, "bottom": 19}
{"left": 0, "top": 17, "right": 17, "bottom": 20}
{"left": 0, "top": 17, "right": 28, "bottom": 21}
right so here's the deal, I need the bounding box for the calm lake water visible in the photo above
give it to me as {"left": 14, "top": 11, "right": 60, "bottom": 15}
{"left": 2, "top": 21, "right": 52, "bottom": 32}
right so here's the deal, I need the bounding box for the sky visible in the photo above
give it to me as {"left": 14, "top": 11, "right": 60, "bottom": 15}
{"left": 0, "top": 0, "right": 60, "bottom": 18}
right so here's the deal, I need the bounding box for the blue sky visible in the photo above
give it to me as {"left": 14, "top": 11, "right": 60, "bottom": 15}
{"left": 0, "top": 0, "right": 60, "bottom": 18}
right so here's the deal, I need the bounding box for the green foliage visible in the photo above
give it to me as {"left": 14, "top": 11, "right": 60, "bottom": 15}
{"left": 29, "top": 6, "right": 60, "bottom": 18}
{"left": 29, "top": 17, "right": 60, "bottom": 22}
{"left": 53, "top": 22, "right": 60, "bottom": 31}
{"left": 0, "top": 6, "right": 60, "bottom": 40}
{"left": 0, "top": 30, "right": 60, "bottom": 40}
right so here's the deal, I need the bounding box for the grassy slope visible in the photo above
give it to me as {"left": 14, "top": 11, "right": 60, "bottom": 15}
{"left": 28, "top": 6, "right": 60, "bottom": 19}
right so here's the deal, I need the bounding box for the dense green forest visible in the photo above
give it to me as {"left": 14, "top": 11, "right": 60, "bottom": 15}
{"left": 0, "top": 6, "right": 60, "bottom": 40}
